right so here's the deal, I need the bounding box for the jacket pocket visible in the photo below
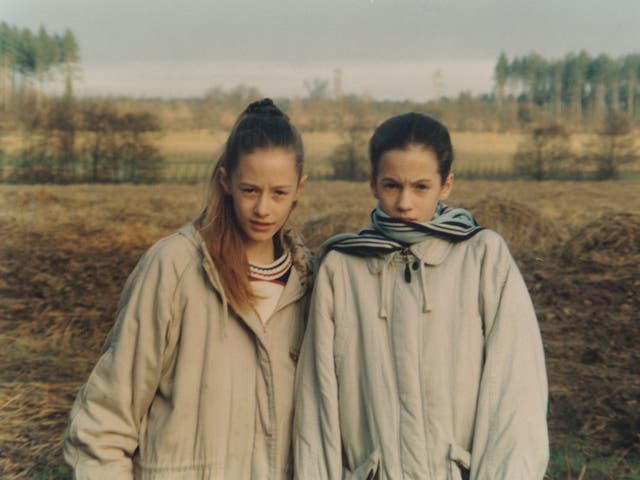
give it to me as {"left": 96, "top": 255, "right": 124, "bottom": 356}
{"left": 344, "top": 449, "right": 380, "bottom": 480}
{"left": 448, "top": 443, "right": 471, "bottom": 480}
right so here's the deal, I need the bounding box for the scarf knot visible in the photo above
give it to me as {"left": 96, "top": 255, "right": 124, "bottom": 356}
{"left": 318, "top": 203, "right": 483, "bottom": 260}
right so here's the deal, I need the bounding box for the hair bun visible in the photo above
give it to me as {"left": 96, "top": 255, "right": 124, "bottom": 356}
{"left": 245, "top": 98, "right": 283, "bottom": 116}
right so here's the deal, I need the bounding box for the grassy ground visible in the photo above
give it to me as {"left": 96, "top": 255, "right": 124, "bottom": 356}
{"left": 1, "top": 180, "right": 639, "bottom": 478}
{"left": 157, "top": 130, "right": 527, "bottom": 174}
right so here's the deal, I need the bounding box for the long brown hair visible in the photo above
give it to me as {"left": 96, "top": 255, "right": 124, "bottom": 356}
{"left": 196, "top": 98, "right": 304, "bottom": 313}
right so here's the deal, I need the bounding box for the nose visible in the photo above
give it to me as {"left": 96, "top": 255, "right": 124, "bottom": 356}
{"left": 254, "top": 192, "right": 270, "bottom": 217}
{"left": 396, "top": 187, "right": 412, "bottom": 212}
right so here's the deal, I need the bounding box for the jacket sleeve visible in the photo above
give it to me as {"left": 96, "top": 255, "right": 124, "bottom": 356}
{"left": 471, "top": 240, "right": 549, "bottom": 479}
{"left": 293, "top": 257, "right": 343, "bottom": 480}
{"left": 63, "top": 246, "right": 175, "bottom": 479}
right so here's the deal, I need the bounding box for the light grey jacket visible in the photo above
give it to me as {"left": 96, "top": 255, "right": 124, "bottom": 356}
{"left": 294, "top": 229, "right": 548, "bottom": 479}
{"left": 64, "top": 223, "right": 312, "bottom": 479}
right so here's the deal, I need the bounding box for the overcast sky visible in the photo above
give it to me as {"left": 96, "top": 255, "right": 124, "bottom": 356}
{"left": 4, "top": 0, "right": 640, "bottom": 100}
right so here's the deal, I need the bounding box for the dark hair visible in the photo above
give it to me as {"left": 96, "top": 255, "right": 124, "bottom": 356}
{"left": 197, "top": 98, "right": 304, "bottom": 312}
{"left": 221, "top": 98, "right": 304, "bottom": 178}
{"left": 369, "top": 112, "right": 453, "bottom": 183}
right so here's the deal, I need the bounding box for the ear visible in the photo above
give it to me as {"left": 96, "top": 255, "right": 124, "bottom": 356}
{"left": 369, "top": 174, "right": 379, "bottom": 199}
{"left": 294, "top": 174, "right": 308, "bottom": 200}
{"left": 218, "top": 167, "right": 231, "bottom": 194}
{"left": 439, "top": 172, "right": 454, "bottom": 200}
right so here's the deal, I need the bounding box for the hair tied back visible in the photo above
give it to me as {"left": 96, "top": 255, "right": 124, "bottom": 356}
{"left": 244, "top": 98, "right": 283, "bottom": 117}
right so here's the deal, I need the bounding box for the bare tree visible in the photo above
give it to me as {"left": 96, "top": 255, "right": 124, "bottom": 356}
{"left": 81, "top": 103, "right": 164, "bottom": 183}
{"left": 584, "top": 111, "right": 639, "bottom": 180}
{"left": 14, "top": 98, "right": 78, "bottom": 182}
{"left": 331, "top": 97, "right": 371, "bottom": 180}
{"left": 304, "top": 77, "right": 330, "bottom": 100}
{"left": 513, "top": 124, "right": 574, "bottom": 180}
{"left": 82, "top": 101, "right": 119, "bottom": 181}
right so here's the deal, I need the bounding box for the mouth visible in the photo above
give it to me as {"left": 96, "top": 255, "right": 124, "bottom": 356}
{"left": 250, "top": 220, "right": 275, "bottom": 232}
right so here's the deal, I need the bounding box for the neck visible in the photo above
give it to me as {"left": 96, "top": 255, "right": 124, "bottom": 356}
{"left": 245, "top": 239, "right": 275, "bottom": 265}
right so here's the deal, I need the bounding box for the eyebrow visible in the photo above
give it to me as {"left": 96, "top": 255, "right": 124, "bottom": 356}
{"left": 239, "top": 182, "right": 294, "bottom": 190}
{"left": 380, "top": 177, "right": 434, "bottom": 184}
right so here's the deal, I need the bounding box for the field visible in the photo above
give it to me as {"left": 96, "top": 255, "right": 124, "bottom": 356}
{"left": 157, "top": 130, "right": 568, "bottom": 178}
{"left": 3, "top": 129, "right": 640, "bottom": 182}
{"left": 1, "top": 179, "right": 639, "bottom": 478}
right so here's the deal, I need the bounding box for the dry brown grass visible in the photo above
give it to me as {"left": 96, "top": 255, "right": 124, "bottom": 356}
{"left": 562, "top": 212, "right": 640, "bottom": 269}
{"left": 1, "top": 180, "right": 639, "bottom": 478}
{"left": 0, "top": 381, "right": 79, "bottom": 478}
{"left": 155, "top": 130, "right": 227, "bottom": 158}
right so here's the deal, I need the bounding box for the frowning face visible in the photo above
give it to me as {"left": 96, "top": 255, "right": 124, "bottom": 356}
{"left": 370, "top": 145, "right": 452, "bottom": 223}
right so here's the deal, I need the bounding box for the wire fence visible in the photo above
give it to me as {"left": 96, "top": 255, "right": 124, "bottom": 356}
{"left": 2, "top": 154, "right": 639, "bottom": 184}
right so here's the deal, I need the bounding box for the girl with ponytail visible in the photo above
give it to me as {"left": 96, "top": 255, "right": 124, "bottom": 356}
{"left": 64, "top": 99, "right": 311, "bottom": 479}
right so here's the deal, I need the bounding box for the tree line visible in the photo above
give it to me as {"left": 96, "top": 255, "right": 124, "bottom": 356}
{"left": 6, "top": 98, "right": 164, "bottom": 184}
{"left": 0, "top": 22, "right": 80, "bottom": 109}
{"left": 0, "top": 23, "right": 165, "bottom": 183}
{"left": 494, "top": 51, "right": 640, "bottom": 126}
{"left": 0, "top": 22, "right": 637, "bottom": 183}
{"left": 513, "top": 111, "right": 638, "bottom": 181}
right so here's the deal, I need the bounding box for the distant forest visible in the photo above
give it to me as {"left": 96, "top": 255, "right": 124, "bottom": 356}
{"left": 0, "top": 22, "right": 79, "bottom": 103}
{"left": 1, "top": 22, "right": 640, "bottom": 132}
{"left": 493, "top": 51, "right": 640, "bottom": 127}
{"left": 0, "top": 23, "right": 639, "bottom": 183}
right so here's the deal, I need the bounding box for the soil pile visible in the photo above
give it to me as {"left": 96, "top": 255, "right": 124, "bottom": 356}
{"left": 470, "top": 196, "right": 564, "bottom": 255}
{"left": 561, "top": 212, "right": 640, "bottom": 269}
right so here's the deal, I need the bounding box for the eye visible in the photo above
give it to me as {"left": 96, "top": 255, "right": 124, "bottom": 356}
{"left": 382, "top": 182, "right": 399, "bottom": 190}
{"left": 415, "top": 184, "right": 429, "bottom": 191}
{"left": 241, "top": 187, "right": 258, "bottom": 195}
{"left": 274, "top": 189, "right": 289, "bottom": 197}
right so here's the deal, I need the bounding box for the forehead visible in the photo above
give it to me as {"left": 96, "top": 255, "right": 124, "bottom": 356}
{"left": 233, "top": 147, "right": 298, "bottom": 181}
{"left": 377, "top": 146, "right": 439, "bottom": 179}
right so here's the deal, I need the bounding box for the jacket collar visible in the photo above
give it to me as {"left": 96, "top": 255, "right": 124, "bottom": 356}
{"left": 178, "top": 221, "right": 312, "bottom": 310}
{"left": 409, "top": 235, "right": 454, "bottom": 266}
{"left": 366, "top": 234, "right": 454, "bottom": 274}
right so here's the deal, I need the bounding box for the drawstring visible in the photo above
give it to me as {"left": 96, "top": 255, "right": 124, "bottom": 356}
{"left": 418, "top": 260, "right": 432, "bottom": 313}
{"left": 378, "top": 257, "right": 391, "bottom": 319}
{"left": 370, "top": 251, "right": 431, "bottom": 319}
{"left": 368, "top": 256, "right": 392, "bottom": 320}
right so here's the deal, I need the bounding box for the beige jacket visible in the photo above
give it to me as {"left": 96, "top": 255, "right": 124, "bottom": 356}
{"left": 64, "top": 223, "right": 312, "bottom": 479}
{"left": 294, "top": 229, "right": 548, "bottom": 479}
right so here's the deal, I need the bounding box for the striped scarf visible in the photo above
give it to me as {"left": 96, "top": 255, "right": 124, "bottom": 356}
{"left": 318, "top": 203, "right": 483, "bottom": 259}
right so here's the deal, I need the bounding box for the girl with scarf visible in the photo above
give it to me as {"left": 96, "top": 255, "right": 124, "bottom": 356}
{"left": 293, "top": 113, "right": 548, "bottom": 479}
{"left": 64, "top": 99, "right": 312, "bottom": 479}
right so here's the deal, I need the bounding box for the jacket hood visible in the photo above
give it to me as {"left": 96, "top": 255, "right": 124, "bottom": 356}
{"left": 178, "top": 222, "right": 314, "bottom": 293}
{"left": 282, "top": 227, "right": 314, "bottom": 292}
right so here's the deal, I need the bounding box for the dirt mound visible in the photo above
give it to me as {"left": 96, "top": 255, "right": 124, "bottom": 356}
{"left": 301, "top": 211, "right": 369, "bottom": 251}
{"left": 468, "top": 196, "right": 563, "bottom": 256}
{"left": 561, "top": 212, "right": 640, "bottom": 269}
